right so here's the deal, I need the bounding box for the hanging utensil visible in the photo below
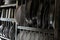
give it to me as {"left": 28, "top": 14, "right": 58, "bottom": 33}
{"left": 14, "top": 4, "right": 25, "bottom": 26}
{"left": 26, "top": 31, "right": 31, "bottom": 40}
{"left": 35, "top": 32, "right": 39, "bottom": 40}
{"left": 9, "top": 22, "right": 15, "bottom": 40}
{"left": 10, "top": 9, "right": 14, "bottom": 18}
{"left": 1, "top": 9, "right": 4, "bottom": 18}
{"left": 6, "top": 9, "right": 9, "bottom": 18}
{"left": 30, "top": 32, "right": 35, "bottom": 40}
{"left": 0, "top": 24, "right": 3, "bottom": 35}
{"left": 8, "top": 8, "right": 11, "bottom": 18}
{"left": 23, "top": 31, "right": 27, "bottom": 40}
{"left": 19, "top": 31, "right": 25, "bottom": 40}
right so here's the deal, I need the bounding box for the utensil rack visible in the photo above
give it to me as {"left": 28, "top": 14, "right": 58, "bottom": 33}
{"left": 16, "top": 0, "right": 54, "bottom": 40}
{"left": 0, "top": 3, "right": 16, "bottom": 40}
{"left": 0, "top": 0, "right": 55, "bottom": 40}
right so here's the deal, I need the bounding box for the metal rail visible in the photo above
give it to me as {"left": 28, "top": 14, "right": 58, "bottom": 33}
{"left": 0, "top": 4, "right": 16, "bottom": 8}
{"left": 0, "top": 18, "right": 16, "bottom": 22}
{"left": 18, "top": 26, "right": 54, "bottom": 34}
